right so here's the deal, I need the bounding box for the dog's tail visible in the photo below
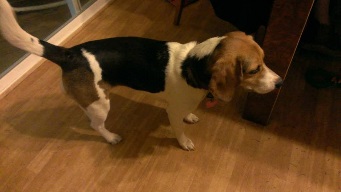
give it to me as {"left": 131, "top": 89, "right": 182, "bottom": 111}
{"left": 0, "top": 0, "right": 67, "bottom": 67}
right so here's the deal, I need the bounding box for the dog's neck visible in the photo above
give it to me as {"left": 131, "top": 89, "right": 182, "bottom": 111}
{"left": 181, "top": 36, "right": 225, "bottom": 90}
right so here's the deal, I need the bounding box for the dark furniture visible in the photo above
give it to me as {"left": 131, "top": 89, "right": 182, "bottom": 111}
{"left": 242, "top": 0, "right": 315, "bottom": 125}
{"left": 173, "top": 0, "right": 185, "bottom": 25}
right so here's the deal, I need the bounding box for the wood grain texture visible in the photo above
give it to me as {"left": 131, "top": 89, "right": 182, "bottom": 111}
{"left": 243, "top": 0, "right": 315, "bottom": 125}
{"left": 0, "top": 0, "right": 340, "bottom": 191}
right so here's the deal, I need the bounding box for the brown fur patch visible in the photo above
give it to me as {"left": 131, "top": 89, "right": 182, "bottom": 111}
{"left": 62, "top": 68, "right": 99, "bottom": 108}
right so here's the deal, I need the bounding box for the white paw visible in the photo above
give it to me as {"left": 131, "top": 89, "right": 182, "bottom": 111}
{"left": 184, "top": 113, "right": 200, "bottom": 124}
{"left": 105, "top": 133, "right": 122, "bottom": 145}
{"left": 178, "top": 137, "right": 195, "bottom": 151}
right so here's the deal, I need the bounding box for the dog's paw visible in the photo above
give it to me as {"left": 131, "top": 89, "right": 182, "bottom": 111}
{"left": 179, "top": 137, "right": 195, "bottom": 151}
{"left": 106, "top": 133, "right": 122, "bottom": 145}
{"left": 184, "top": 113, "right": 200, "bottom": 124}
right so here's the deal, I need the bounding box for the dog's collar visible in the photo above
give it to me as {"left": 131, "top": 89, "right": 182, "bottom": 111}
{"left": 206, "top": 92, "right": 214, "bottom": 99}
{"left": 205, "top": 92, "right": 218, "bottom": 108}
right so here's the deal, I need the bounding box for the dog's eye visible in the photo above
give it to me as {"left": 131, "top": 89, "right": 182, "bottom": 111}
{"left": 248, "top": 65, "right": 261, "bottom": 75}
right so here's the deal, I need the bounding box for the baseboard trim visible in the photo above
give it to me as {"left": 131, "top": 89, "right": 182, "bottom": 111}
{"left": 0, "top": 0, "right": 113, "bottom": 100}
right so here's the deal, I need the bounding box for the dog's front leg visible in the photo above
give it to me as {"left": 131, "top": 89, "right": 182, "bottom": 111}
{"left": 166, "top": 107, "right": 195, "bottom": 151}
{"left": 184, "top": 113, "right": 200, "bottom": 124}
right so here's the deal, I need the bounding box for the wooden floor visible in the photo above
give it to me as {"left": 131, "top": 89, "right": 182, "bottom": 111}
{"left": 0, "top": 0, "right": 340, "bottom": 191}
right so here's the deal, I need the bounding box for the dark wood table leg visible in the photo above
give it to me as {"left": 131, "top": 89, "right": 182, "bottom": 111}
{"left": 173, "top": 0, "right": 185, "bottom": 25}
{"left": 243, "top": 0, "right": 315, "bottom": 125}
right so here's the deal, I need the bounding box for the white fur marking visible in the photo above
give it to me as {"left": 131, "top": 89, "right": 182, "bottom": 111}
{"left": 166, "top": 41, "right": 197, "bottom": 75}
{"left": 0, "top": 0, "right": 43, "bottom": 56}
{"left": 188, "top": 36, "right": 225, "bottom": 59}
{"left": 184, "top": 113, "right": 199, "bottom": 124}
{"left": 81, "top": 49, "right": 106, "bottom": 99}
{"left": 165, "top": 42, "right": 207, "bottom": 104}
{"left": 81, "top": 49, "right": 122, "bottom": 144}
{"left": 256, "top": 65, "right": 281, "bottom": 93}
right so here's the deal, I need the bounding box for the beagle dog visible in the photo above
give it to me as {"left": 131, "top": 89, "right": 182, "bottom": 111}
{"left": 0, "top": 0, "right": 282, "bottom": 150}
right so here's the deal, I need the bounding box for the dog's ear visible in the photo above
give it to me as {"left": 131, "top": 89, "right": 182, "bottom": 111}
{"left": 209, "top": 58, "right": 242, "bottom": 102}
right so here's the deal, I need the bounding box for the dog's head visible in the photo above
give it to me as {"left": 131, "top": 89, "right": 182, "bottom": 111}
{"left": 208, "top": 31, "right": 283, "bottom": 102}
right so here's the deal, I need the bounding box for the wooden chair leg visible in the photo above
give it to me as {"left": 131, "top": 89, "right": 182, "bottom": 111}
{"left": 242, "top": 0, "right": 315, "bottom": 125}
{"left": 173, "top": 0, "right": 185, "bottom": 25}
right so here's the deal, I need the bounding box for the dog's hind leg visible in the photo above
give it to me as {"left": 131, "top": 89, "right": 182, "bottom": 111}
{"left": 85, "top": 98, "right": 122, "bottom": 144}
{"left": 75, "top": 49, "right": 121, "bottom": 144}
{"left": 65, "top": 83, "right": 122, "bottom": 144}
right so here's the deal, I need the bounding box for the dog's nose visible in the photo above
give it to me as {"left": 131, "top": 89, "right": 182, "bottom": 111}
{"left": 275, "top": 78, "right": 283, "bottom": 88}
